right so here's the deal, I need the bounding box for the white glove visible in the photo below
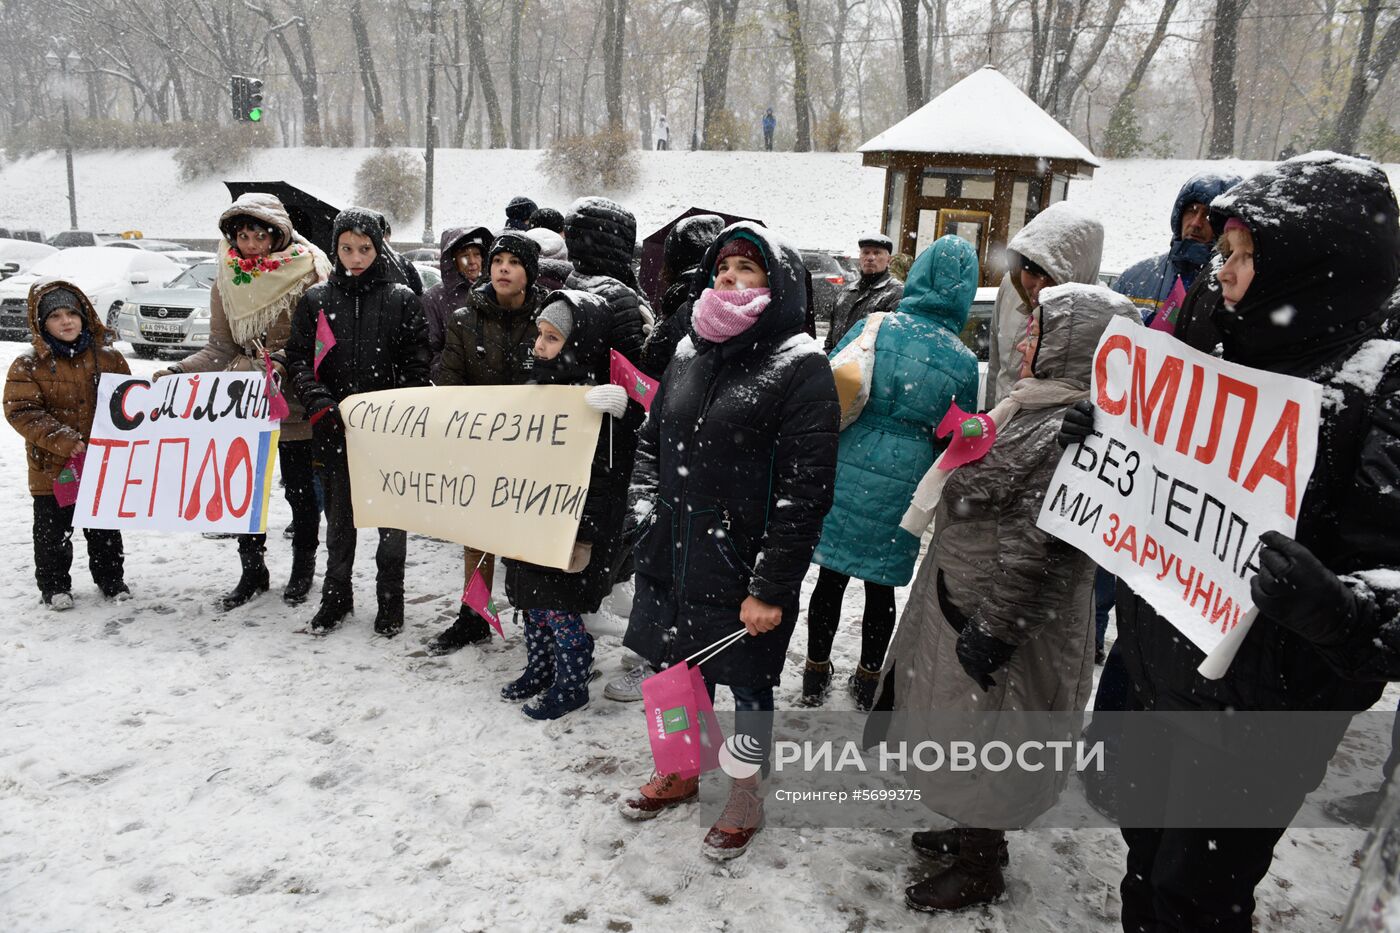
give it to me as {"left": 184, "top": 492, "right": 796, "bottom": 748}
{"left": 584, "top": 384, "right": 629, "bottom": 419}
{"left": 566, "top": 541, "right": 593, "bottom": 573}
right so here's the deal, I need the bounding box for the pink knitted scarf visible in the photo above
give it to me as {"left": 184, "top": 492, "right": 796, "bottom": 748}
{"left": 692, "top": 287, "right": 772, "bottom": 343}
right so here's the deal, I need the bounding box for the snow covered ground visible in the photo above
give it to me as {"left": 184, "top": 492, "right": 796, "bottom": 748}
{"left": 2, "top": 148, "right": 1397, "bottom": 273}
{"left": 0, "top": 337, "right": 1388, "bottom": 931}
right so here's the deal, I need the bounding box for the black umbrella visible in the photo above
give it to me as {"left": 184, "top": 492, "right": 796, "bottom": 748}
{"left": 639, "top": 207, "right": 764, "bottom": 309}
{"left": 224, "top": 181, "right": 340, "bottom": 256}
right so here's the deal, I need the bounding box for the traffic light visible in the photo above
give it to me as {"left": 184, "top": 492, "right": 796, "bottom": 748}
{"left": 246, "top": 78, "right": 264, "bottom": 122}
{"left": 230, "top": 75, "right": 247, "bottom": 121}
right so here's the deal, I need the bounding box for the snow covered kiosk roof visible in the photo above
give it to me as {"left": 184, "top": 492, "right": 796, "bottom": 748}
{"left": 858, "top": 66, "right": 1100, "bottom": 173}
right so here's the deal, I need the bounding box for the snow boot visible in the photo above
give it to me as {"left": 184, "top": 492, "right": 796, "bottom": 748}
{"left": 282, "top": 548, "right": 317, "bottom": 605}
{"left": 424, "top": 605, "right": 493, "bottom": 656}
{"left": 912, "top": 828, "right": 1010, "bottom": 866}
{"left": 905, "top": 828, "right": 1007, "bottom": 912}
{"left": 619, "top": 771, "right": 700, "bottom": 820}
{"left": 702, "top": 775, "right": 765, "bottom": 860}
{"left": 522, "top": 615, "right": 593, "bottom": 720}
{"left": 219, "top": 547, "right": 270, "bottom": 611}
{"left": 502, "top": 616, "right": 556, "bottom": 701}
{"left": 309, "top": 599, "right": 352, "bottom": 635}
{"left": 43, "top": 592, "right": 74, "bottom": 612}
{"left": 797, "top": 658, "right": 834, "bottom": 707}
{"left": 848, "top": 664, "right": 881, "bottom": 711}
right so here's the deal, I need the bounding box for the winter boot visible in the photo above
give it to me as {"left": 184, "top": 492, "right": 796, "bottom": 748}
{"left": 797, "top": 659, "right": 834, "bottom": 707}
{"left": 912, "top": 828, "right": 1010, "bottom": 866}
{"left": 848, "top": 664, "right": 881, "bottom": 711}
{"left": 43, "top": 592, "right": 74, "bottom": 612}
{"left": 219, "top": 547, "right": 270, "bottom": 611}
{"left": 522, "top": 615, "right": 593, "bottom": 720}
{"left": 501, "top": 616, "right": 556, "bottom": 701}
{"left": 374, "top": 590, "right": 404, "bottom": 638}
{"left": 905, "top": 828, "right": 1007, "bottom": 912}
{"left": 702, "top": 775, "right": 765, "bottom": 860}
{"left": 309, "top": 599, "right": 352, "bottom": 635}
{"left": 282, "top": 548, "right": 317, "bottom": 605}
{"left": 424, "top": 605, "right": 493, "bottom": 656}
{"left": 618, "top": 771, "right": 700, "bottom": 820}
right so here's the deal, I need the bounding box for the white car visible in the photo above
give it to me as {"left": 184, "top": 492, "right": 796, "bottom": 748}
{"left": 0, "top": 239, "right": 59, "bottom": 282}
{"left": 0, "top": 246, "right": 183, "bottom": 342}
{"left": 111, "top": 260, "right": 217, "bottom": 359}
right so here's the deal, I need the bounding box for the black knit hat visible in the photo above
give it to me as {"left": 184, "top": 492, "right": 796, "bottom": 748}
{"left": 505, "top": 196, "right": 538, "bottom": 231}
{"left": 37, "top": 286, "right": 86, "bottom": 324}
{"left": 528, "top": 207, "right": 564, "bottom": 233}
{"left": 489, "top": 231, "right": 541, "bottom": 288}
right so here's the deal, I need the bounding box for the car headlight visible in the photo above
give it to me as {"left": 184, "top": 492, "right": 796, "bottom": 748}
{"left": 193, "top": 306, "right": 211, "bottom": 320}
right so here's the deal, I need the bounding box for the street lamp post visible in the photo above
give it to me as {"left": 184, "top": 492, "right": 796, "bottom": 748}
{"left": 421, "top": 0, "right": 439, "bottom": 245}
{"left": 45, "top": 48, "right": 80, "bottom": 231}
{"left": 692, "top": 65, "right": 702, "bottom": 151}
{"left": 555, "top": 59, "right": 564, "bottom": 143}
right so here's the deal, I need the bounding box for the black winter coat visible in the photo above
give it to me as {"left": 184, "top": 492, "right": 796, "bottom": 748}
{"left": 434, "top": 282, "right": 546, "bottom": 386}
{"left": 1118, "top": 153, "right": 1400, "bottom": 715}
{"left": 504, "top": 290, "right": 623, "bottom": 612}
{"left": 564, "top": 197, "right": 639, "bottom": 290}
{"left": 423, "top": 226, "right": 493, "bottom": 371}
{"left": 824, "top": 271, "right": 905, "bottom": 353}
{"left": 622, "top": 224, "right": 840, "bottom": 688}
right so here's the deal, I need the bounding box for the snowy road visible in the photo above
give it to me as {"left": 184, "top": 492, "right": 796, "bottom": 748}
{"left": 0, "top": 340, "right": 1379, "bottom": 931}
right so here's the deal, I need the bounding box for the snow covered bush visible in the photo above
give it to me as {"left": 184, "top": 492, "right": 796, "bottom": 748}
{"left": 174, "top": 125, "right": 267, "bottom": 182}
{"left": 353, "top": 150, "right": 425, "bottom": 226}
{"left": 542, "top": 128, "right": 639, "bottom": 192}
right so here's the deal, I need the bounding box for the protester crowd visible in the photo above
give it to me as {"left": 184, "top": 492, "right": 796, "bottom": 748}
{"left": 5, "top": 150, "right": 1400, "bottom": 929}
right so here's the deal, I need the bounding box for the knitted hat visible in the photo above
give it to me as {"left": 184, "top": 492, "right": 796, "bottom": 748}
{"left": 1223, "top": 217, "right": 1250, "bottom": 237}
{"left": 536, "top": 299, "right": 573, "bottom": 342}
{"left": 715, "top": 234, "right": 767, "bottom": 272}
{"left": 489, "top": 231, "right": 541, "bottom": 288}
{"left": 505, "top": 196, "right": 538, "bottom": 231}
{"left": 857, "top": 233, "right": 894, "bottom": 252}
{"left": 38, "top": 287, "right": 85, "bottom": 324}
{"left": 528, "top": 207, "right": 565, "bottom": 234}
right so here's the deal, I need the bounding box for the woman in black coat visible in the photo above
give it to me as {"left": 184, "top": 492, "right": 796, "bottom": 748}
{"left": 617, "top": 223, "right": 840, "bottom": 860}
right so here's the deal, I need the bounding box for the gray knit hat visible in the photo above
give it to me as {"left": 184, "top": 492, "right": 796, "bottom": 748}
{"left": 536, "top": 299, "right": 573, "bottom": 342}
{"left": 37, "top": 287, "right": 85, "bottom": 324}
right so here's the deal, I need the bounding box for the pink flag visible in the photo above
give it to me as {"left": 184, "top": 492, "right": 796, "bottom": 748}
{"left": 1149, "top": 277, "right": 1188, "bottom": 334}
{"left": 609, "top": 349, "right": 659, "bottom": 412}
{"left": 53, "top": 451, "right": 86, "bottom": 508}
{"left": 264, "top": 351, "right": 290, "bottom": 422}
{"left": 462, "top": 569, "right": 504, "bottom": 639}
{"left": 935, "top": 402, "right": 998, "bottom": 470}
{"left": 313, "top": 310, "right": 336, "bottom": 379}
{"left": 641, "top": 663, "right": 724, "bottom": 779}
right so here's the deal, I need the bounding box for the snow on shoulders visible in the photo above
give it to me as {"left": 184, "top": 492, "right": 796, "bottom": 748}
{"left": 1333, "top": 339, "right": 1400, "bottom": 395}
{"left": 771, "top": 331, "right": 824, "bottom": 365}
{"left": 673, "top": 336, "right": 697, "bottom": 361}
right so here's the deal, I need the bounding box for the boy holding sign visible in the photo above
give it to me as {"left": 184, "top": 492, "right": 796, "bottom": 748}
{"left": 4, "top": 282, "right": 131, "bottom": 609}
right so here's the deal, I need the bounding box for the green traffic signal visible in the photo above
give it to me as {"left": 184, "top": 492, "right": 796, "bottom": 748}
{"left": 248, "top": 107, "right": 263, "bottom": 122}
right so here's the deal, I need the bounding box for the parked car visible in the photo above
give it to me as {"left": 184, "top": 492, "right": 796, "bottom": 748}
{"left": 110, "top": 259, "right": 217, "bottom": 359}
{"left": 0, "top": 247, "right": 183, "bottom": 342}
{"left": 1098, "top": 270, "right": 1121, "bottom": 289}
{"left": 800, "top": 249, "right": 848, "bottom": 322}
{"left": 164, "top": 250, "right": 217, "bottom": 269}
{"left": 403, "top": 248, "right": 440, "bottom": 263}
{"left": 414, "top": 261, "right": 442, "bottom": 290}
{"left": 0, "top": 228, "right": 45, "bottom": 243}
{"left": 47, "top": 230, "right": 125, "bottom": 248}
{"left": 0, "top": 239, "right": 59, "bottom": 281}
{"left": 959, "top": 286, "right": 998, "bottom": 405}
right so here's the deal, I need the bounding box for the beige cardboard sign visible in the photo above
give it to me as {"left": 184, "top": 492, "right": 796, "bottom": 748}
{"left": 342, "top": 385, "right": 602, "bottom": 570}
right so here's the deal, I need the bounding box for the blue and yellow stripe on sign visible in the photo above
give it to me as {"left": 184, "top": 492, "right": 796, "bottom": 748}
{"left": 247, "top": 429, "right": 281, "bottom": 533}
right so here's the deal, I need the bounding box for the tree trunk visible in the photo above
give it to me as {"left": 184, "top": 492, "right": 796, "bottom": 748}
{"left": 701, "top": 0, "right": 741, "bottom": 147}
{"left": 1333, "top": 2, "right": 1400, "bottom": 152}
{"left": 1055, "top": 0, "right": 1127, "bottom": 118}
{"left": 1111, "top": 0, "right": 1180, "bottom": 111}
{"left": 602, "top": 0, "right": 627, "bottom": 131}
{"left": 509, "top": 0, "right": 524, "bottom": 147}
{"left": 350, "top": 0, "right": 388, "bottom": 145}
{"left": 783, "top": 0, "right": 812, "bottom": 150}
{"left": 826, "top": 0, "right": 854, "bottom": 150}
{"left": 1207, "top": 0, "right": 1246, "bottom": 157}
{"left": 462, "top": 0, "right": 507, "bottom": 147}
{"left": 248, "top": 0, "right": 322, "bottom": 145}
{"left": 897, "top": 0, "right": 922, "bottom": 113}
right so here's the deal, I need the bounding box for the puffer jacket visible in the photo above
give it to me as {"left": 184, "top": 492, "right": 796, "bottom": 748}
{"left": 812, "top": 236, "right": 980, "bottom": 587}
{"left": 622, "top": 223, "right": 840, "bottom": 689}
{"left": 876, "top": 283, "right": 1140, "bottom": 827}
{"left": 824, "top": 271, "right": 906, "bottom": 353}
{"left": 434, "top": 281, "right": 548, "bottom": 386}
{"left": 504, "top": 290, "right": 624, "bottom": 613}
{"left": 423, "top": 226, "right": 493, "bottom": 371}
{"left": 4, "top": 280, "right": 131, "bottom": 495}
{"left": 285, "top": 208, "right": 431, "bottom": 423}
{"left": 983, "top": 201, "right": 1104, "bottom": 408}
{"left": 564, "top": 197, "right": 640, "bottom": 290}
{"left": 1118, "top": 152, "right": 1400, "bottom": 714}
{"left": 180, "top": 193, "right": 331, "bottom": 442}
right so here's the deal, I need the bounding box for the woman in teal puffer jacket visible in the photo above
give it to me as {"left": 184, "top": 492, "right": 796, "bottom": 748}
{"left": 802, "top": 234, "right": 980, "bottom": 708}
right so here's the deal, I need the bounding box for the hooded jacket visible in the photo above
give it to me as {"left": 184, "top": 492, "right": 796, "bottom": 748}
{"left": 422, "top": 225, "right": 493, "bottom": 371}
{"left": 564, "top": 197, "right": 640, "bottom": 290}
{"left": 1113, "top": 171, "right": 1242, "bottom": 322}
{"left": 285, "top": 208, "right": 431, "bottom": 423}
{"left": 622, "top": 223, "right": 840, "bottom": 689}
{"left": 504, "top": 290, "right": 626, "bottom": 613}
{"left": 435, "top": 280, "right": 548, "bottom": 387}
{"left": 812, "top": 235, "right": 980, "bottom": 587}
{"left": 983, "top": 201, "right": 1104, "bottom": 408}
{"left": 878, "top": 283, "right": 1140, "bottom": 827}
{"left": 5, "top": 280, "right": 131, "bottom": 495}
{"left": 639, "top": 214, "right": 726, "bottom": 377}
{"left": 1116, "top": 152, "right": 1400, "bottom": 714}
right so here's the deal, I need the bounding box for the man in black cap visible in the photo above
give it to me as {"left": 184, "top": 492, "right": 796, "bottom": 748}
{"left": 824, "top": 234, "right": 904, "bottom": 353}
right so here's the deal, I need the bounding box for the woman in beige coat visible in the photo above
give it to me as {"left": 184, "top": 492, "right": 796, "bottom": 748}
{"left": 879, "top": 282, "right": 1140, "bottom": 914}
{"left": 156, "top": 193, "right": 331, "bottom": 610}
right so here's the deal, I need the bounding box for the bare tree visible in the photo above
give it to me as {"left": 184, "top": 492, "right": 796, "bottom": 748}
{"left": 509, "top": 0, "right": 525, "bottom": 147}
{"left": 779, "top": 0, "right": 812, "bottom": 150}
{"left": 1207, "top": 0, "right": 1247, "bottom": 157}
{"left": 1110, "top": 0, "right": 1181, "bottom": 116}
{"left": 1332, "top": 0, "right": 1400, "bottom": 152}
{"left": 602, "top": 0, "right": 628, "bottom": 131}
{"left": 349, "top": 1, "right": 389, "bottom": 145}
{"left": 245, "top": 0, "right": 322, "bottom": 144}
{"left": 462, "top": 0, "right": 507, "bottom": 146}
{"left": 701, "top": 0, "right": 741, "bottom": 147}
{"left": 897, "top": 0, "right": 922, "bottom": 113}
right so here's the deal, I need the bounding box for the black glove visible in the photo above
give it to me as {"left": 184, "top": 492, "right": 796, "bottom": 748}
{"left": 310, "top": 400, "right": 343, "bottom": 435}
{"left": 1250, "top": 531, "right": 1356, "bottom": 647}
{"left": 1057, "top": 399, "right": 1096, "bottom": 449}
{"left": 955, "top": 623, "right": 1018, "bottom": 691}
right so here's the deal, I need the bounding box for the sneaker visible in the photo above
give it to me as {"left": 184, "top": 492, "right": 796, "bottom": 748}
{"left": 702, "top": 776, "right": 765, "bottom": 860}
{"left": 603, "top": 662, "right": 654, "bottom": 702}
{"left": 44, "top": 592, "right": 74, "bottom": 612}
{"left": 618, "top": 771, "right": 699, "bottom": 821}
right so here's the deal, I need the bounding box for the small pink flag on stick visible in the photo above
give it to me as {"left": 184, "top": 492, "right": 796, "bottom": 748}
{"left": 53, "top": 451, "right": 86, "bottom": 508}
{"left": 313, "top": 310, "right": 336, "bottom": 379}
{"left": 462, "top": 568, "right": 504, "bottom": 638}
{"left": 609, "top": 349, "right": 659, "bottom": 412}
{"left": 264, "top": 351, "right": 290, "bottom": 422}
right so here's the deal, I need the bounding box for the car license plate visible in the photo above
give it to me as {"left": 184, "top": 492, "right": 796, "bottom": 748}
{"left": 141, "top": 322, "right": 184, "bottom": 336}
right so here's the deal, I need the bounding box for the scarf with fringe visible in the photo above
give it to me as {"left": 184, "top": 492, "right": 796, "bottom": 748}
{"left": 217, "top": 235, "right": 327, "bottom": 346}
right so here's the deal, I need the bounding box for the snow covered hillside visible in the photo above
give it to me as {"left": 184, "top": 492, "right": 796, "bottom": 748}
{"left": 3, "top": 148, "right": 1396, "bottom": 273}
{"left": 0, "top": 335, "right": 1385, "bottom": 931}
